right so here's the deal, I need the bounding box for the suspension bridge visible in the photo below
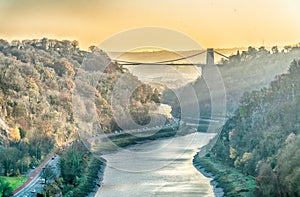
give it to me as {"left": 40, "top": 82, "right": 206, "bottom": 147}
{"left": 86, "top": 48, "right": 228, "bottom": 147}
{"left": 113, "top": 48, "right": 229, "bottom": 67}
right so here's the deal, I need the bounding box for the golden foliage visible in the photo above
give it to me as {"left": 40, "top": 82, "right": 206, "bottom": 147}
{"left": 229, "top": 146, "right": 237, "bottom": 159}
{"left": 229, "top": 129, "right": 235, "bottom": 141}
{"left": 25, "top": 77, "right": 39, "bottom": 95}
{"left": 241, "top": 152, "right": 253, "bottom": 163}
{"left": 9, "top": 126, "right": 21, "bottom": 142}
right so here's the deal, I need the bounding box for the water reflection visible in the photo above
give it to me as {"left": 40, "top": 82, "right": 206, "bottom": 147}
{"left": 96, "top": 132, "right": 216, "bottom": 197}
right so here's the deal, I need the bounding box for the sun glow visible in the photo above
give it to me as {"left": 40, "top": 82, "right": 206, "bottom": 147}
{"left": 0, "top": 0, "right": 299, "bottom": 50}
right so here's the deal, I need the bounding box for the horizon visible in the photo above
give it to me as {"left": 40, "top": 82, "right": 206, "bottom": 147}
{"left": 0, "top": 0, "right": 299, "bottom": 50}
{"left": 0, "top": 37, "right": 293, "bottom": 53}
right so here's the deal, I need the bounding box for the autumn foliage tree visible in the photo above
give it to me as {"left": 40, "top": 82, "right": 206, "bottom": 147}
{"left": 9, "top": 127, "right": 20, "bottom": 142}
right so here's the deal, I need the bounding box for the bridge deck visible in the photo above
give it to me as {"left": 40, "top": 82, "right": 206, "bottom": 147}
{"left": 120, "top": 63, "right": 207, "bottom": 66}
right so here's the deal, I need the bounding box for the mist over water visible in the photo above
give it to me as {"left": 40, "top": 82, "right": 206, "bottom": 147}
{"left": 96, "top": 132, "right": 216, "bottom": 197}
{"left": 112, "top": 49, "right": 237, "bottom": 89}
{"left": 126, "top": 65, "right": 201, "bottom": 89}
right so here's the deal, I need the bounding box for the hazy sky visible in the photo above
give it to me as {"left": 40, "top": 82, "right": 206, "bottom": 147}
{"left": 0, "top": 0, "right": 299, "bottom": 50}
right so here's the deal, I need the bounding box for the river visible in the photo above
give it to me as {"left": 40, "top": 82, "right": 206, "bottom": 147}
{"left": 94, "top": 58, "right": 221, "bottom": 196}
{"left": 95, "top": 132, "right": 217, "bottom": 197}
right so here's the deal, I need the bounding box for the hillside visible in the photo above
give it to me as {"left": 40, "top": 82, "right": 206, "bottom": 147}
{"left": 109, "top": 47, "right": 247, "bottom": 64}
{"left": 209, "top": 59, "right": 300, "bottom": 196}
{"left": 0, "top": 38, "right": 161, "bottom": 177}
{"left": 163, "top": 46, "right": 300, "bottom": 121}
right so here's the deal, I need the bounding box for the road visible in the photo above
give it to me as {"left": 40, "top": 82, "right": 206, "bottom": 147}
{"left": 13, "top": 154, "right": 60, "bottom": 197}
{"left": 12, "top": 140, "right": 76, "bottom": 196}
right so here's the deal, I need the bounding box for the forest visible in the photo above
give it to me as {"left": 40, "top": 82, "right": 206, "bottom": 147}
{"left": 211, "top": 58, "right": 300, "bottom": 196}
{"left": 0, "top": 38, "right": 161, "bottom": 196}
{"left": 164, "top": 45, "right": 300, "bottom": 121}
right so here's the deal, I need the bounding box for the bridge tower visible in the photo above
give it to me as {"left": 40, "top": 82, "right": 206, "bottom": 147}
{"left": 206, "top": 48, "right": 214, "bottom": 65}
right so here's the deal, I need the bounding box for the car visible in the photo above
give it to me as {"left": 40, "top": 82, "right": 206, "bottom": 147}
{"left": 40, "top": 178, "right": 46, "bottom": 184}
{"left": 31, "top": 189, "right": 36, "bottom": 193}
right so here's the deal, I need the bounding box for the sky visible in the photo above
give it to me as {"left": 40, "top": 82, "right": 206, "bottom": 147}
{"left": 0, "top": 0, "right": 300, "bottom": 50}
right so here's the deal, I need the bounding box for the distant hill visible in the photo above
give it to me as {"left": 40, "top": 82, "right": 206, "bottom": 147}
{"left": 109, "top": 47, "right": 247, "bottom": 64}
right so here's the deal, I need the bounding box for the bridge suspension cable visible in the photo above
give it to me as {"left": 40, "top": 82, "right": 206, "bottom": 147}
{"left": 214, "top": 50, "right": 229, "bottom": 59}
{"left": 113, "top": 50, "right": 207, "bottom": 65}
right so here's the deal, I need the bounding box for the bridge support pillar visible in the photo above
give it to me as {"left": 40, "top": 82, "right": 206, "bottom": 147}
{"left": 206, "top": 48, "right": 214, "bottom": 65}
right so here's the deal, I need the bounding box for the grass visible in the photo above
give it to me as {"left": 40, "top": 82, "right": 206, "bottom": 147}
{"left": 0, "top": 176, "right": 27, "bottom": 190}
{"left": 193, "top": 154, "right": 256, "bottom": 197}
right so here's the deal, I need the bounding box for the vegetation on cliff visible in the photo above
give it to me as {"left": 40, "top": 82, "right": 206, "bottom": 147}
{"left": 210, "top": 59, "right": 300, "bottom": 196}
{"left": 0, "top": 38, "right": 161, "bottom": 195}
{"left": 163, "top": 45, "right": 300, "bottom": 122}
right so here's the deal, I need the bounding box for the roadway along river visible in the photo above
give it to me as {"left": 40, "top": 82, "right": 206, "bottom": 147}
{"left": 95, "top": 132, "right": 217, "bottom": 197}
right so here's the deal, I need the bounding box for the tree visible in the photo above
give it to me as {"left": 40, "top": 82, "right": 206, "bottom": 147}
{"left": 60, "top": 143, "right": 88, "bottom": 185}
{"left": 276, "top": 137, "right": 300, "bottom": 196}
{"left": 151, "top": 89, "right": 161, "bottom": 103}
{"left": 43, "top": 181, "right": 62, "bottom": 197}
{"left": 258, "top": 46, "right": 269, "bottom": 56}
{"left": 284, "top": 45, "right": 292, "bottom": 52}
{"left": 41, "top": 37, "right": 49, "bottom": 50}
{"left": 28, "top": 132, "right": 54, "bottom": 160}
{"left": 0, "top": 147, "right": 21, "bottom": 176}
{"left": 88, "top": 45, "right": 100, "bottom": 53}
{"left": 0, "top": 39, "right": 9, "bottom": 50}
{"left": 271, "top": 46, "right": 279, "bottom": 54}
{"left": 48, "top": 59, "right": 75, "bottom": 77}
{"left": 9, "top": 127, "right": 21, "bottom": 142}
{"left": 71, "top": 40, "right": 79, "bottom": 51}
{"left": 11, "top": 40, "right": 21, "bottom": 49}
{"left": 247, "top": 46, "right": 257, "bottom": 57}
{"left": 19, "top": 127, "right": 27, "bottom": 139}
{"left": 0, "top": 178, "right": 13, "bottom": 197}
{"left": 256, "top": 163, "right": 280, "bottom": 196}
{"left": 42, "top": 165, "right": 55, "bottom": 184}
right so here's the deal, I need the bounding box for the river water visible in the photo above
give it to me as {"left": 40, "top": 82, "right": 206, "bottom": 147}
{"left": 95, "top": 59, "right": 219, "bottom": 196}
{"left": 95, "top": 132, "right": 217, "bottom": 197}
